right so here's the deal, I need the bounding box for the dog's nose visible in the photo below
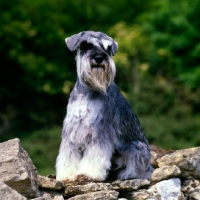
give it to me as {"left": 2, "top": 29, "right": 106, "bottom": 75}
{"left": 94, "top": 56, "right": 104, "bottom": 64}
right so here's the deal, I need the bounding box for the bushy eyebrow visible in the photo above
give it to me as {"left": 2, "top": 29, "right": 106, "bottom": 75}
{"left": 87, "top": 37, "right": 101, "bottom": 48}
{"left": 101, "top": 39, "right": 112, "bottom": 50}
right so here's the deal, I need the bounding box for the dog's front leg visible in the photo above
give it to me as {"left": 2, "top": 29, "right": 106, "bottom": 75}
{"left": 76, "top": 142, "right": 113, "bottom": 181}
{"left": 56, "top": 140, "right": 82, "bottom": 181}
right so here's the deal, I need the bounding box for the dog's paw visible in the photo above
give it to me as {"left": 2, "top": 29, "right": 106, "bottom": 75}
{"left": 75, "top": 175, "right": 93, "bottom": 183}
{"left": 62, "top": 175, "right": 94, "bottom": 187}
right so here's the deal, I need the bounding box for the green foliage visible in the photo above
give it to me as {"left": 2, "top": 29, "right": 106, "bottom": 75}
{"left": 140, "top": 0, "right": 200, "bottom": 89}
{"left": 127, "top": 75, "right": 200, "bottom": 149}
{"left": 0, "top": 0, "right": 152, "bottom": 132}
{"left": 0, "top": 0, "right": 200, "bottom": 174}
{"left": 21, "top": 127, "right": 62, "bottom": 175}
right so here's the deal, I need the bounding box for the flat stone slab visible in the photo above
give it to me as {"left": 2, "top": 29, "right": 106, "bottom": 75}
{"left": 111, "top": 179, "right": 150, "bottom": 191}
{"left": 157, "top": 147, "right": 200, "bottom": 179}
{"left": 38, "top": 175, "right": 63, "bottom": 190}
{"left": 150, "top": 165, "right": 181, "bottom": 182}
{"left": 64, "top": 179, "right": 150, "bottom": 197}
{"left": 67, "top": 190, "right": 119, "bottom": 200}
{"left": 64, "top": 182, "right": 112, "bottom": 197}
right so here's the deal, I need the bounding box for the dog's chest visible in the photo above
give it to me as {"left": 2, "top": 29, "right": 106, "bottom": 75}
{"left": 67, "top": 94, "right": 102, "bottom": 121}
{"left": 63, "top": 93, "right": 104, "bottom": 140}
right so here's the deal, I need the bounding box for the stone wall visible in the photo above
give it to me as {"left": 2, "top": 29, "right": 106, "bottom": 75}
{"left": 0, "top": 138, "right": 200, "bottom": 200}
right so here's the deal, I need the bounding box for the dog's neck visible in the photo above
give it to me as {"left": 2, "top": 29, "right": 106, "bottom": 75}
{"left": 75, "top": 78, "right": 114, "bottom": 98}
{"left": 76, "top": 78, "right": 102, "bottom": 94}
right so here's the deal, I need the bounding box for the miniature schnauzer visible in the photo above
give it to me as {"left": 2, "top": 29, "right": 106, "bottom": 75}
{"left": 56, "top": 31, "right": 153, "bottom": 182}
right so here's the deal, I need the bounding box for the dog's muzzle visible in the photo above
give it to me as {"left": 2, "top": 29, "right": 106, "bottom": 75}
{"left": 91, "top": 54, "right": 107, "bottom": 70}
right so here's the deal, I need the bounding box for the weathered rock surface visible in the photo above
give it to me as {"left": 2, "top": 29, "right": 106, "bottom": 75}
{"left": 125, "top": 178, "right": 185, "bottom": 200}
{"left": 0, "top": 181, "right": 27, "bottom": 200}
{"left": 125, "top": 189, "right": 159, "bottom": 200}
{"left": 150, "top": 145, "right": 172, "bottom": 167}
{"left": 1, "top": 138, "right": 200, "bottom": 200}
{"left": 64, "top": 179, "right": 149, "bottom": 197}
{"left": 39, "top": 190, "right": 64, "bottom": 200}
{"left": 111, "top": 179, "right": 150, "bottom": 191}
{"left": 67, "top": 190, "right": 119, "bottom": 200}
{"left": 64, "top": 182, "right": 112, "bottom": 197}
{"left": 157, "top": 147, "right": 200, "bottom": 179}
{"left": 182, "top": 179, "right": 200, "bottom": 200}
{"left": 38, "top": 175, "right": 63, "bottom": 190}
{"left": 156, "top": 178, "right": 183, "bottom": 200}
{"left": 150, "top": 165, "right": 181, "bottom": 182}
{"left": 0, "top": 138, "right": 39, "bottom": 199}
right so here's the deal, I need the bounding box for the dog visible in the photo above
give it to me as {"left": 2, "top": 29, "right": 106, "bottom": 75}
{"left": 56, "top": 31, "right": 153, "bottom": 182}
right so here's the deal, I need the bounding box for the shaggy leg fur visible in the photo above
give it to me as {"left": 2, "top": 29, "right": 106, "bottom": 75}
{"left": 76, "top": 142, "right": 113, "bottom": 181}
{"left": 56, "top": 140, "right": 81, "bottom": 181}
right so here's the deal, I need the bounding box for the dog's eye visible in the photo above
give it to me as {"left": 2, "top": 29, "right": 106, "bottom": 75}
{"left": 80, "top": 42, "right": 93, "bottom": 50}
{"left": 107, "top": 46, "right": 112, "bottom": 55}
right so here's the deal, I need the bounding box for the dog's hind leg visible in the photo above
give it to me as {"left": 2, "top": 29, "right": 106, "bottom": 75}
{"left": 115, "top": 141, "right": 153, "bottom": 180}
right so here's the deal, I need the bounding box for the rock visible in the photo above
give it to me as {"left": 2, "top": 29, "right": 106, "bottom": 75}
{"left": 125, "top": 178, "right": 184, "bottom": 200}
{"left": 150, "top": 165, "right": 181, "bottom": 182}
{"left": 0, "top": 181, "right": 27, "bottom": 200}
{"left": 123, "top": 189, "right": 154, "bottom": 200}
{"left": 67, "top": 190, "right": 119, "bottom": 200}
{"left": 38, "top": 175, "right": 63, "bottom": 190}
{"left": 1, "top": 137, "right": 200, "bottom": 199}
{"left": 39, "top": 190, "right": 64, "bottom": 200}
{"left": 64, "top": 179, "right": 150, "bottom": 197}
{"left": 0, "top": 138, "right": 39, "bottom": 199}
{"left": 150, "top": 145, "right": 170, "bottom": 167}
{"left": 182, "top": 179, "right": 200, "bottom": 200}
{"left": 111, "top": 179, "right": 150, "bottom": 191}
{"left": 147, "top": 184, "right": 162, "bottom": 200}
{"left": 156, "top": 178, "right": 184, "bottom": 200}
{"left": 64, "top": 182, "right": 112, "bottom": 197}
{"left": 157, "top": 147, "right": 200, "bottom": 179}
{"left": 124, "top": 184, "right": 160, "bottom": 199}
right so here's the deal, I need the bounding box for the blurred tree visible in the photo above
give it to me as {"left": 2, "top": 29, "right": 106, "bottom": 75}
{"left": 0, "top": 0, "right": 152, "bottom": 136}
{"left": 140, "top": 0, "right": 200, "bottom": 90}
{"left": 0, "top": 0, "right": 200, "bottom": 176}
{"left": 107, "top": 0, "right": 200, "bottom": 150}
{"left": 109, "top": 22, "right": 150, "bottom": 93}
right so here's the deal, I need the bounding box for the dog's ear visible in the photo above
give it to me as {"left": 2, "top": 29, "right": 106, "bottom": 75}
{"left": 111, "top": 41, "right": 118, "bottom": 56}
{"left": 65, "top": 32, "right": 83, "bottom": 51}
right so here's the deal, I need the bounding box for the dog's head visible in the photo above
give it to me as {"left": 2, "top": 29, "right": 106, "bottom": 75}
{"left": 65, "top": 31, "right": 118, "bottom": 94}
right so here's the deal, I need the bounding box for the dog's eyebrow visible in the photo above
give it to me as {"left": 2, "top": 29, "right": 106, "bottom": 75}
{"left": 101, "top": 39, "right": 112, "bottom": 50}
{"left": 87, "top": 37, "right": 101, "bottom": 48}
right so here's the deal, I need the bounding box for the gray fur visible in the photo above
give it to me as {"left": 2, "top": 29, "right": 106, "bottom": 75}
{"left": 65, "top": 31, "right": 118, "bottom": 55}
{"left": 56, "top": 31, "right": 153, "bottom": 182}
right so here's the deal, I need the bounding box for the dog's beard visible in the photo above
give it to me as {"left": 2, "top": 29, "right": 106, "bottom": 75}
{"left": 76, "top": 54, "right": 116, "bottom": 94}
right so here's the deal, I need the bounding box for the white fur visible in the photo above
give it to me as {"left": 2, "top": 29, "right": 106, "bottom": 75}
{"left": 76, "top": 143, "right": 113, "bottom": 181}
{"left": 56, "top": 90, "right": 114, "bottom": 181}
{"left": 88, "top": 37, "right": 101, "bottom": 48}
{"left": 64, "top": 92, "right": 102, "bottom": 130}
{"left": 76, "top": 53, "right": 116, "bottom": 94}
{"left": 56, "top": 143, "right": 81, "bottom": 181}
{"left": 65, "top": 38, "right": 68, "bottom": 46}
{"left": 56, "top": 94, "right": 89, "bottom": 181}
{"left": 101, "top": 39, "right": 112, "bottom": 50}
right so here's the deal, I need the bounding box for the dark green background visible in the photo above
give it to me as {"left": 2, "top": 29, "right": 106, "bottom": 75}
{"left": 1, "top": 0, "right": 200, "bottom": 175}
